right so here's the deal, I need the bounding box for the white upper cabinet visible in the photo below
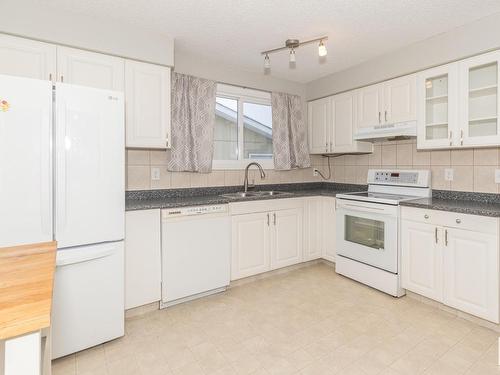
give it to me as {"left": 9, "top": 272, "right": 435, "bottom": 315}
{"left": 331, "top": 91, "right": 372, "bottom": 154}
{"left": 308, "top": 97, "right": 331, "bottom": 154}
{"left": 417, "top": 64, "right": 458, "bottom": 149}
{"left": 125, "top": 61, "right": 171, "bottom": 149}
{"left": 357, "top": 83, "right": 384, "bottom": 128}
{"left": 458, "top": 50, "right": 500, "bottom": 147}
{"left": 0, "top": 34, "right": 56, "bottom": 81}
{"left": 417, "top": 50, "right": 500, "bottom": 150}
{"left": 57, "top": 46, "right": 125, "bottom": 91}
{"left": 357, "top": 74, "right": 417, "bottom": 129}
{"left": 308, "top": 92, "right": 371, "bottom": 154}
{"left": 384, "top": 74, "right": 416, "bottom": 124}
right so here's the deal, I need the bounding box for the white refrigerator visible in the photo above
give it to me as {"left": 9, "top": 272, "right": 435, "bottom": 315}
{"left": 0, "top": 74, "right": 125, "bottom": 359}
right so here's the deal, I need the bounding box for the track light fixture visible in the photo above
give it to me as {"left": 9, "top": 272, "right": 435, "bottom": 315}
{"left": 263, "top": 53, "right": 270, "bottom": 69}
{"left": 261, "top": 36, "right": 328, "bottom": 69}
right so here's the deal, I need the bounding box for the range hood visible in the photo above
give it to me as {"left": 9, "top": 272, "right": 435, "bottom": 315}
{"left": 354, "top": 121, "right": 417, "bottom": 142}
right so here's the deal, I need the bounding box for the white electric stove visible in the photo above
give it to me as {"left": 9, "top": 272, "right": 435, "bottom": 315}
{"left": 335, "top": 169, "right": 431, "bottom": 297}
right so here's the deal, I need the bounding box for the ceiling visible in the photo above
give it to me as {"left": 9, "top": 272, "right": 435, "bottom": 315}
{"left": 33, "top": 0, "right": 500, "bottom": 83}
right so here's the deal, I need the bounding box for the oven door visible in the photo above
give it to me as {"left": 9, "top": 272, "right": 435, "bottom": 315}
{"left": 336, "top": 199, "right": 398, "bottom": 273}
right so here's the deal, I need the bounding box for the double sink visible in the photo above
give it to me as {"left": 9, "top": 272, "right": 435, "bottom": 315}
{"left": 221, "top": 190, "right": 293, "bottom": 200}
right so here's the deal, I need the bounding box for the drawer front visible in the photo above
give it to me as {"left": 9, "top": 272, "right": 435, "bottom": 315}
{"left": 401, "top": 207, "right": 498, "bottom": 235}
{"left": 229, "top": 197, "right": 304, "bottom": 215}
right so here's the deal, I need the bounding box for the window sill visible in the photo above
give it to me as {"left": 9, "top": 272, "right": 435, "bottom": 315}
{"left": 212, "top": 159, "right": 274, "bottom": 170}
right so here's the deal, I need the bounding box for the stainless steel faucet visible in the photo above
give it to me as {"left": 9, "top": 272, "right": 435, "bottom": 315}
{"left": 243, "top": 162, "right": 266, "bottom": 192}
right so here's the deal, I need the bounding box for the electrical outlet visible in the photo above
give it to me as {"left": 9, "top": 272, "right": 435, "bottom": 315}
{"left": 313, "top": 168, "right": 319, "bottom": 177}
{"left": 444, "top": 168, "right": 454, "bottom": 181}
{"left": 151, "top": 167, "right": 161, "bottom": 181}
{"left": 495, "top": 169, "right": 500, "bottom": 184}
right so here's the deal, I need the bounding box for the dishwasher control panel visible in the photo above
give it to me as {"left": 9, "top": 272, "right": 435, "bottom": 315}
{"left": 163, "top": 204, "right": 228, "bottom": 217}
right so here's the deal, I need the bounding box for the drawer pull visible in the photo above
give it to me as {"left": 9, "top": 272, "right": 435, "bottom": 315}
{"left": 456, "top": 218, "right": 461, "bottom": 224}
{"left": 435, "top": 227, "right": 438, "bottom": 244}
{"left": 424, "top": 214, "right": 429, "bottom": 219}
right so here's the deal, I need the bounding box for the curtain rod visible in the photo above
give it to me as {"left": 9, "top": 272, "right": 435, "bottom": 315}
{"left": 215, "top": 80, "right": 273, "bottom": 94}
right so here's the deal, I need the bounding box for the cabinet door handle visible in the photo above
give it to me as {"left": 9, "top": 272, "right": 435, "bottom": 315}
{"left": 60, "top": 75, "right": 64, "bottom": 82}
{"left": 378, "top": 111, "right": 381, "bottom": 124}
{"left": 273, "top": 213, "right": 276, "bottom": 226}
{"left": 49, "top": 73, "right": 52, "bottom": 81}
{"left": 456, "top": 218, "right": 461, "bottom": 224}
{"left": 329, "top": 141, "right": 333, "bottom": 151}
{"left": 384, "top": 110, "right": 387, "bottom": 122}
{"left": 325, "top": 142, "right": 328, "bottom": 152}
{"left": 435, "top": 227, "right": 438, "bottom": 244}
{"left": 460, "top": 130, "right": 464, "bottom": 146}
{"left": 445, "top": 229, "right": 448, "bottom": 246}
{"left": 267, "top": 213, "right": 270, "bottom": 226}
{"left": 166, "top": 134, "right": 170, "bottom": 148}
{"left": 424, "top": 214, "right": 429, "bottom": 219}
{"left": 449, "top": 130, "right": 452, "bottom": 146}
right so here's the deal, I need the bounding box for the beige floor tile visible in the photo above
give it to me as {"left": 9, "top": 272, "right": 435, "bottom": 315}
{"left": 52, "top": 264, "right": 500, "bottom": 375}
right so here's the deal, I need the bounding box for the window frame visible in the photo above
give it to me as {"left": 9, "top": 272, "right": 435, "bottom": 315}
{"left": 212, "top": 84, "right": 274, "bottom": 170}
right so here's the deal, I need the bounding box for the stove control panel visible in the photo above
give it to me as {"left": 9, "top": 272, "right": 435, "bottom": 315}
{"left": 367, "top": 169, "right": 431, "bottom": 187}
{"left": 374, "top": 171, "right": 418, "bottom": 184}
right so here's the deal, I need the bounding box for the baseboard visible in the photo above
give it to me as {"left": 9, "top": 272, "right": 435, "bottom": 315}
{"left": 406, "top": 291, "right": 500, "bottom": 333}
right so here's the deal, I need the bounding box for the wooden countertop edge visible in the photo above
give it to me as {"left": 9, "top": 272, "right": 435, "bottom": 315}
{"left": 0, "top": 241, "right": 57, "bottom": 340}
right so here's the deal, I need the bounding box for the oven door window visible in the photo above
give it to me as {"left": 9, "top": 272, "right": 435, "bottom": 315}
{"left": 345, "top": 215, "right": 384, "bottom": 250}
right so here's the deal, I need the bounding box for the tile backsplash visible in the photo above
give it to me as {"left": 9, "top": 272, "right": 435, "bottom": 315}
{"left": 126, "top": 150, "right": 319, "bottom": 190}
{"left": 316, "top": 140, "right": 500, "bottom": 193}
{"left": 126, "top": 140, "right": 500, "bottom": 193}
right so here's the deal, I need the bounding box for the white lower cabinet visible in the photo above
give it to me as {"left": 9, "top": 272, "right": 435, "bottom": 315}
{"left": 230, "top": 199, "right": 303, "bottom": 280}
{"left": 303, "top": 197, "right": 323, "bottom": 261}
{"left": 125, "top": 209, "right": 161, "bottom": 309}
{"left": 271, "top": 208, "right": 303, "bottom": 269}
{"left": 401, "top": 207, "right": 499, "bottom": 323}
{"left": 443, "top": 227, "right": 498, "bottom": 323}
{"left": 401, "top": 220, "right": 443, "bottom": 301}
{"left": 322, "top": 197, "right": 336, "bottom": 262}
{"left": 231, "top": 212, "right": 271, "bottom": 280}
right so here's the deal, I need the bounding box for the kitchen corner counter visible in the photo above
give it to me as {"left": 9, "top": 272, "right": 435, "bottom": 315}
{"left": 0, "top": 241, "right": 57, "bottom": 340}
{"left": 400, "top": 190, "right": 500, "bottom": 217}
{"left": 125, "top": 182, "right": 364, "bottom": 211}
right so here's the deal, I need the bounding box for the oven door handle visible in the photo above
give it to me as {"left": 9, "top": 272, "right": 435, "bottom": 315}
{"left": 338, "top": 203, "right": 394, "bottom": 215}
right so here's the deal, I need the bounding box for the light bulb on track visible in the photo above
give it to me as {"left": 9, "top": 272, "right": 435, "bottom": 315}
{"left": 318, "top": 40, "right": 327, "bottom": 57}
{"left": 264, "top": 54, "right": 270, "bottom": 69}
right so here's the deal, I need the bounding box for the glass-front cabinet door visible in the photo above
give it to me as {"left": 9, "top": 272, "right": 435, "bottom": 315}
{"left": 459, "top": 51, "right": 500, "bottom": 146}
{"left": 417, "top": 63, "right": 458, "bottom": 149}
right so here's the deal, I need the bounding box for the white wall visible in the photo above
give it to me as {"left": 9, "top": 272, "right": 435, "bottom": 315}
{"left": 0, "top": 0, "right": 174, "bottom": 66}
{"left": 174, "top": 49, "right": 306, "bottom": 97}
{"left": 306, "top": 12, "right": 500, "bottom": 100}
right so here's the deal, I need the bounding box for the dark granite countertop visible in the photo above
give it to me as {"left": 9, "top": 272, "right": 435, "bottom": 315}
{"left": 126, "top": 184, "right": 500, "bottom": 217}
{"left": 400, "top": 190, "right": 500, "bottom": 218}
{"left": 125, "top": 182, "right": 364, "bottom": 211}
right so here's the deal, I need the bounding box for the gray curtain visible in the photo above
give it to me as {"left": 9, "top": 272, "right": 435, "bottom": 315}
{"left": 271, "top": 92, "right": 311, "bottom": 170}
{"left": 168, "top": 72, "right": 217, "bottom": 173}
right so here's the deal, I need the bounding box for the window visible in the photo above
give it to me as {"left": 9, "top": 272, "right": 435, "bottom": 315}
{"left": 213, "top": 84, "right": 273, "bottom": 169}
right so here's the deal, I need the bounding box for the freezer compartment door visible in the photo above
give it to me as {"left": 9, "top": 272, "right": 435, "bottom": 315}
{"left": 51, "top": 241, "right": 124, "bottom": 359}
{"left": 55, "top": 83, "right": 125, "bottom": 248}
{"left": 0, "top": 74, "right": 52, "bottom": 247}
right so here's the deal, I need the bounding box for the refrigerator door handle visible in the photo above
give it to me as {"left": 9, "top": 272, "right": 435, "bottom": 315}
{"left": 56, "top": 246, "right": 115, "bottom": 267}
{"left": 41, "top": 106, "right": 53, "bottom": 237}
{"left": 55, "top": 98, "right": 67, "bottom": 235}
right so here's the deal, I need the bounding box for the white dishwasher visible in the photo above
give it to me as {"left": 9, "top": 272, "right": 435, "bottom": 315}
{"left": 161, "top": 204, "right": 230, "bottom": 308}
